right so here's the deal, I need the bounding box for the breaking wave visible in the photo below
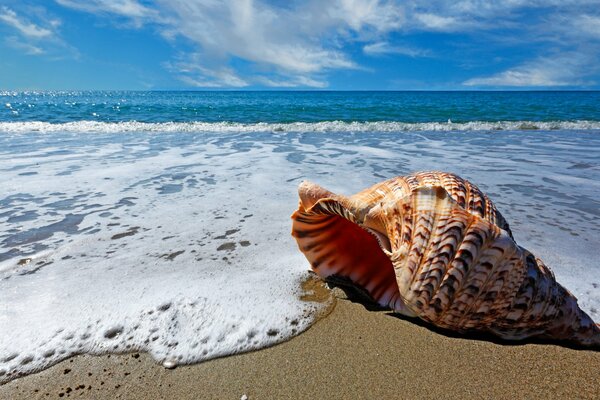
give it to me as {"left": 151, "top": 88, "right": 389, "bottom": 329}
{"left": 1, "top": 120, "right": 600, "bottom": 134}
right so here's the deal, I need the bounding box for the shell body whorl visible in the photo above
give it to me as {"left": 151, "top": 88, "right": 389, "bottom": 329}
{"left": 291, "top": 171, "right": 600, "bottom": 347}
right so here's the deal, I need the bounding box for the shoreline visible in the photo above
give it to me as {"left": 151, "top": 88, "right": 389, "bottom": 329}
{"left": 2, "top": 287, "right": 599, "bottom": 399}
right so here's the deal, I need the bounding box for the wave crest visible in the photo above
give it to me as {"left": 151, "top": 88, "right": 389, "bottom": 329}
{"left": 1, "top": 120, "right": 600, "bottom": 133}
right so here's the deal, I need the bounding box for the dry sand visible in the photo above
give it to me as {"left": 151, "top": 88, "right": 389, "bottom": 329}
{"left": 2, "top": 284, "right": 600, "bottom": 400}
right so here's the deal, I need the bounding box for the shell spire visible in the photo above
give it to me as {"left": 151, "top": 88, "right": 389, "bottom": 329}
{"left": 291, "top": 171, "right": 600, "bottom": 347}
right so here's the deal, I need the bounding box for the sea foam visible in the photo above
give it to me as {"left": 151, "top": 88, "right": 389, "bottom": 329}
{"left": 1, "top": 120, "right": 600, "bottom": 134}
{"left": 0, "top": 135, "right": 329, "bottom": 383}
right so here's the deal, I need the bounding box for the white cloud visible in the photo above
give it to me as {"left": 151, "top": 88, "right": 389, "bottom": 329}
{"left": 55, "top": 0, "right": 156, "bottom": 20}
{"left": 0, "top": 6, "right": 76, "bottom": 58}
{"left": 255, "top": 75, "right": 328, "bottom": 88}
{"left": 414, "top": 13, "right": 458, "bottom": 31}
{"left": 5, "top": 35, "right": 44, "bottom": 55}
{"left": 158, "top": 0, "right": 361, "bottom": 75}
{"left": 0, "top": 6, "right": 53, "bottom": 38}
{"left": 572, "top": 14, "right": 600, "bottom": 39}
{"left": 463, "top": 53, "right": 598, "bottom": 87}
{"left": 165, "top": 55, "right": 249, "bottom": 87}
{"left": 334, "top": 0, "right": 404, "bottom": 33}
{"left": 52, "top": 0, "right": 600, "bottom": 87}
{"left": 55, "top": 0, "right": 402, "bottom": 86}
{"left": 363, "top": 41, "right": 430, "bottom": 57}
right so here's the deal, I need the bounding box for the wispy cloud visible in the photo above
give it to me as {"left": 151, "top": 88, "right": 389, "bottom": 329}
{"left": 157, "top": 0, "right": 362, "bottom": 85}
{"left": 0, "top": 6, "right": 75, "bottom": 58}
{"left": 332, "top": 0, "right": 404, "bottom": 33}
{"left": 166, "top": 57, "right": 249, "bottom": 87}
{"left": 256, "top": 75, "right": 328, "bottom": 88}
{"left": 363, "top": 41, "right": 430, "bottom": 57}
{"left": 4, "top": 35, "right": 44, "bottom": 55}
{"left": 463, "top": 53, "right": 598, "bottom": 87}
{"left": 55, "top": 0, "right": 154, "bottom": 18}
{"left": 56, "top": 0, "right": 401, "bottom": 86}
{"left": 458, "top": 3, "right": 600, "bottom": 87}
{"left": 0, "top": 6, "right": 53, "bottom": 39}
{"left": 414, "top": 13, "right": 459, "bottom": 31}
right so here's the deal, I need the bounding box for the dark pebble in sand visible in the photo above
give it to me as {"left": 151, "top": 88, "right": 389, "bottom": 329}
{"left": 63, "top": 369, "right": 71, "bottom": 375}
{"left": 217, "top": 242, "right": 236, "bottom": 251}
{"left": 17, "top": 258, "right": 32, "bottom": 266}
{"left": 239, "top": 240, "right": 251, "bottom": 247}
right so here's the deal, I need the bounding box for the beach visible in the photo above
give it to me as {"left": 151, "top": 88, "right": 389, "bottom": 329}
{"left": 2, "top": 284, "right": 600, "bottom": 399}
{"left": 1, "top": 91, "right": 600, "bottom": 396}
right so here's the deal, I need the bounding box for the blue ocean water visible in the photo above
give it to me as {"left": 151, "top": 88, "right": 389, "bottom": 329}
{"left": 1, "top": 91, "right": 599, "bottom": 383}
{"left": 2, "top": 90, "right": 600, "bottom": 125}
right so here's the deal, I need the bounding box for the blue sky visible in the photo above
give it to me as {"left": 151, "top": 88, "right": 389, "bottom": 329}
{"left": 1, "top": 0, "right": 600, "bottom": 90}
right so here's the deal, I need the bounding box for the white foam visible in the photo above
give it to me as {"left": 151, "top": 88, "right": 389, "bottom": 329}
{"left": 0, "top": 140, "right": 329, "bottom": 383}
{"left": 1, "top": 120, "right": 600, "bottom": 134}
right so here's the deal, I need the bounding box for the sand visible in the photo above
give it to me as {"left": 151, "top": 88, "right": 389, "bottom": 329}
{"left": 2, "top": 285, "right": 600, "bottom": 400}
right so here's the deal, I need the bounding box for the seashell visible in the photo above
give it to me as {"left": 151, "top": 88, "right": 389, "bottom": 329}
{"left": 291, "top": 171, "right": 599, "bottom": 347}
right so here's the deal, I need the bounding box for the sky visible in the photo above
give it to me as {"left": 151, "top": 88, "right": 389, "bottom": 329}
{"left": 1, "top": 0, "right": 600, "bottom": 90}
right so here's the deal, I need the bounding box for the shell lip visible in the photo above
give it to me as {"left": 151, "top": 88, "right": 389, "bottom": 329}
{"left": 361, "top": 203, "right": 393, "bottom": 255}
{"left": 364, "top": 227, "right": 392, "bottom": 254}
{"left": 297, "top": 180, "right": 336, "bottom": 212}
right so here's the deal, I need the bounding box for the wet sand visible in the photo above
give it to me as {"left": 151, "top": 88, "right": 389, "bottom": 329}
{"left": 2, "top": 286, "right": 599, "bottom": 400}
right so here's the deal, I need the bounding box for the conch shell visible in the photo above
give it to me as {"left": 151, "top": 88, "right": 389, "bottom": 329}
{"left": 291, "top": 171, "right": 599, "bottom": 347}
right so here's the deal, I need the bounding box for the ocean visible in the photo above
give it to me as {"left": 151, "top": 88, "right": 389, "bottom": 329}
{"left": 1, "top": 91, "right": 599, "bottom": 382}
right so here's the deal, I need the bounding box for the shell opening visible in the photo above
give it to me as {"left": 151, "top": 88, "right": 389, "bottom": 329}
{"left": 292, "top": 205, "right": 401, "bottom": 310}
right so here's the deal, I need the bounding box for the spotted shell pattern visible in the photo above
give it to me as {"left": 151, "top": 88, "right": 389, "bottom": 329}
{"left": 291, "top": 171, "right": 599, "bottom": 347}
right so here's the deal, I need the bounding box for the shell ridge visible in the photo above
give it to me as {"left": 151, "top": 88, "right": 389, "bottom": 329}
{"left": 403, "top": 188, "right": 453, "bottom": 302}
{"left": 441, "top": 217, "right": 493, "bottom": 328}
{"left": 454, "top": 227, "right": 510, "bottom": 329}
{"left": 433, "top": 208, "right": 484, "bottom": 325}
{"left": 390, "top": 187, "right": 468, "bottom": 320}
{"left": 524, "top": 255, "right": 563, "bottom": 327}
{"left": 407, "top": 214, "right": 452, "bottom": 311}
{"left": 483, "top": 247, "right": 522, "bottom": 328}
